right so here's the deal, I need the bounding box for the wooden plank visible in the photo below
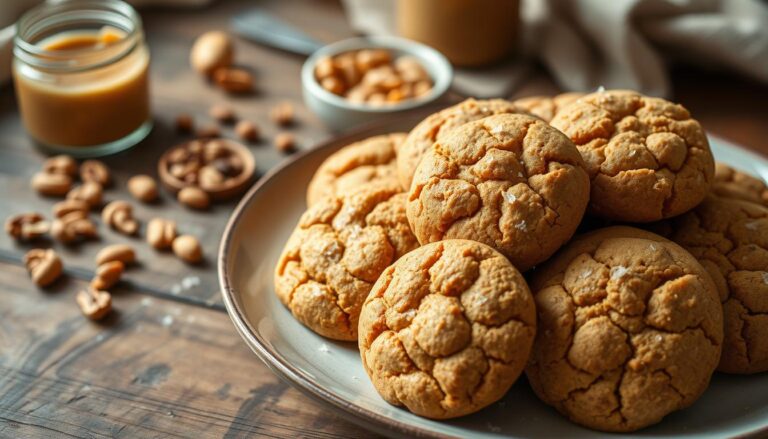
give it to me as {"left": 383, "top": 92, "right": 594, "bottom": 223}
{"left": 0, "top": 262, "right": 379, "bottom": 438}
{"left": 0, "top": 0, "right": 357, "bottom": 307}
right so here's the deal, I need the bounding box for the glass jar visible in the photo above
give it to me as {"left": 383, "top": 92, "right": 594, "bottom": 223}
{"left": 13, "top": 0, "right": 151, "bottom": 157}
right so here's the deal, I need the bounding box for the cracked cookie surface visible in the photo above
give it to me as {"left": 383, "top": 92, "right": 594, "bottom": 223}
{"left": 358, "top": 239, "right": 536, "bottom": 419}
{"left": 526, "top": 226, "right": 722, "bottom": 433}
{"left": 306, "top": 133, "right": 406, "bottom": 206}
{"left": 712, "top": 162, "right": 768, "bottom": 207}
{"left": 512, "top": 92, "right": 584, "bottom": 123}
{"left": 550, "top": 89, "right": 714, "bottom": 222}
{"left": 406, "top": 113, "right": 590, "bottom": 272}
{"left": 396, "top": 98, "right": 529, "bottom": 189}
{"left": 275, "top": 182, "right": 419, "bottom": 341}
{"left": 667, "top": 195, "right": 768, "bottom": 373}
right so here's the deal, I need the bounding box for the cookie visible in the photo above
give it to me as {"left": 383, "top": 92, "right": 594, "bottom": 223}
{"left": 274, "top": 183, "right": 418, "bottom": 340}
{"left": 550, "top": 89, "right": 715, "bottom": 222}
{"left": 512, "top": 92, "right": 584, "bottom": 122}
{"left": 712, "top": 162, "right": 768, "bottom": 207}
{"left": 406, "top": 113, "right": 590, "bottom": 272}
{"left": 358, "top": 239, "right": 536, "bottom": 419}
{"left": 306, "top": 133, "right": 406, "bottom": 206}
{"left": 526, "top": 226, "right": 723, "bottom": 432}
{"left": 396, "top": 98, "right": 528, "bottom": 189}
{"left": 667, "top": 195, "right": 768, "bottom": 373}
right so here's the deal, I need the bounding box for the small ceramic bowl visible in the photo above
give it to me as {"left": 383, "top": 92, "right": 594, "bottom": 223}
{"left": 301, "top": 36, "right": 453, "bottom": 131}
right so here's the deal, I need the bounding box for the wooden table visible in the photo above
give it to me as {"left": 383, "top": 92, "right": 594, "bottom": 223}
{"left": 1, "top": 1, "right": 766, "bottom": 437}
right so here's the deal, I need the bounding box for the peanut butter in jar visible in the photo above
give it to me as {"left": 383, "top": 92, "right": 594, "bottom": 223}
{"left": 397, "top": 0, "right": 519, "bottom": 67}
{"left": 13, "top": 0, "right": 151, "bottom": 157}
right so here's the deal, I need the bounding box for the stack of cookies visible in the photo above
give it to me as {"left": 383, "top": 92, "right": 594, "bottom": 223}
{"left": 274, "top": 89, "right": 768, "bottom": 433}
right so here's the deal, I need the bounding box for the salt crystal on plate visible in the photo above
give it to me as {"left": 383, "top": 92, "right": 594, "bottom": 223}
{"left": 318, "top": 343, "right": 331, "bottom": 353}
{"left": 161, "top": 315, "right": 174, "bottom": 327}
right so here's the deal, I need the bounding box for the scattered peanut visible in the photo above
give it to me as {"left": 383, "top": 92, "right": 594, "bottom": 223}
{"left": 80, "top": 160, "right": 111, "bottom": 186}
{"left": 235, "top": 120, "right": 260, "bottom": 142}
{"left": 91, "top": 260, "right": 124, "bottom": 290}
{"left": 274, "top": 132, "right": 296, "bottom": 153}
{"left": 24, "top": 248, "right": 62, "bottom": 287}
{"left": 53, "top": 199, "right": 90, "bottom": 218}
{"left": 43, "top": 155, "right": 78, "bottom": 177}
{"left": 175, "top": 113, "right": 194, "bottom": 133}
{"left": 127, "top": 175, "right": 159, "bottom": 203}
{"left": 96, "top": 244, "right": 136, "bottom": 266}
{"left": 190, "top": 31, "right": 234, "bottom": 77}
{"left": 270, "top": 102, "right": 294, "bottom": 126}
{"left": 51, "top": 211, "right": 98, "bottom": 243}
{"left": 213, "top": 67, "right": 254, "bottom": 94}
{"left": 32, "top": 172, "right": 72, "bottom": 196}
{"left": 177, "top": 186, "right": 210, "bottom": 210}
{"left": 5, "top": 213, "right": 49, "bottom": 240}
{"left": 172, "top": 235, "right": 203, "bottom": 263}
{"left": 209, "top": 104, "right": 236, "bottom": 123}
{"left": 196, "top": 124, "right": 221, "bottom": 139}
{"left": 102, "top": 200, "right": 139, "bottom": 235}
{"left": 146, "top": 218, "right": 177, "bottom": 250}
{"left": 67, "top": 181, "right": 103, "bottom": 208}
{"left": 76, "top": 288, "right": 112, "bottom": 320}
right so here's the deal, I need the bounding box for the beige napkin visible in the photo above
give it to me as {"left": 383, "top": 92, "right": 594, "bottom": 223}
{"left": 343, "top": 0, "right": 768, "bottom": 98}
{"left": 0, "top": 0, "right": 212, "bottom": 86}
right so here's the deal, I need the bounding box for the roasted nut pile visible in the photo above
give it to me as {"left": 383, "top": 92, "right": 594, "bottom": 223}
{"left": 314, "top": 49, "right": 433, "bottom": 105}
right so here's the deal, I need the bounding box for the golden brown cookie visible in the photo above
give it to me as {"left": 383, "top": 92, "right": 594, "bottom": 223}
{"left": 274, "top": 183, "right": 418, "bottom": 341}
{"left": 712, "top": 162, "right": 768, "bottom": 207}
{"left": 550, "top": 89, "right": 715, "bottom": 222}
{"left": 406, "top": 113, "right": 590, "bottom": 272}
{"left": 526, "top": 226, "right": 723, "bottom": 433}
{"left": 396, "top": 98, "right": 528, "bottom": 189}
{"left": 306, "top": 133, "right": 406, "bottom": 206}
{"left": 512, "top": 92, "right": 584, "bottom": 123}
{"left": 667, "top": 195, "right": 768, "bottom": 373}
{"left": 358, "top": 239, "right": 536, "bottom": 419}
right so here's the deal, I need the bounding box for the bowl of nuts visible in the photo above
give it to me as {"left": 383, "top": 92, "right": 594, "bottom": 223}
{"left": 301, "top": 36, "right": 452, "bottom": 131}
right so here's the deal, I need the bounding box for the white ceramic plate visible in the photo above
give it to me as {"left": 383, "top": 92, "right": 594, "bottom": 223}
{"left": 218, "top": 115, "right": 768, "bottom": 439}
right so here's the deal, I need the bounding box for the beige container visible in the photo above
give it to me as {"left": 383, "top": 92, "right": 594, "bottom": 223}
{"left": 397, "top": 0, "right": 519, "bottom": 67}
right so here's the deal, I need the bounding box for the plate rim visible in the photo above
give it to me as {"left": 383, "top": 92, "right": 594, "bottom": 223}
{"left": 218, "top": 122, "right": 768, "bottom": 439}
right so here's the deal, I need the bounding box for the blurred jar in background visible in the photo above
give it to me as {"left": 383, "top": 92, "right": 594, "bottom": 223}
{"left": 397, "top": 0, "right": 519, "bottom": 67}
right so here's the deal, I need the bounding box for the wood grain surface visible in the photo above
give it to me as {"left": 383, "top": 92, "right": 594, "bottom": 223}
{"left": 0, "top": 0, "right": 766, "bottom": 437}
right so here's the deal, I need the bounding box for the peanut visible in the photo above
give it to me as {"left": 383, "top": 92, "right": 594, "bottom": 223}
{"left": 196, "top": 125, "right": 221, "bottom": 139}
{"left": 91, "top": 261, "right": 124, "bottom": 290}
{"left": 127, "top": 175, "right": 159, "bottom": 203}
{"left": 178, "top": 186, "right": 210, "bottom": 210}
{"left": 67, "top": 181, "right": 103, "bottom": 208}
{"left": 199, "top": 165, "right": 225, "bottom": 191}
{"left": 24, "top": 248, "right": 63, "bottom": 287}
{"left": 270, "top": 102, "right": 294, "bottom": 126}
{"left": 76, "top": 288, "right": 112, "bottom": 320}
{"left": 235, "top": 120, "right": 260, "bottom": 142}
{"left": 96, "top": 244, "right": 136, "bottom": 266}
{"left": 51, "top": 211, "right": 98, "bottom": 243}
{"left": 80, "top": 160, "right": 111, "bottom": 186}
{"left": 146, "top": 218, "right": 177, "bottom": 250}
{"left": 176, "top": 113, "right": 194, "bottom": 133}
{"left": 190, "top": 31, "right": 234, "bottom": 77}
{"left": 172, "top": 235, "right": 203, "bottom": 263}
{"left": 32, "top": 172, "right": 72, "bottom": 196}
{"left": 102, "top": 200, "right": 139, "bottom": 235}
{"left": 5, "top": 213, "right": 49, "bottom": 240}
{"left": 213, "top": 67, "right": 254, "bottom": 94}
{"left": 274, "top": 133, "right": 296, "bottom": 153}
{"left": 43, "top": 155, "right": 78, "bottom": 177}
{"left": 209, "top": 104, "right": 236, "bottom": 123}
